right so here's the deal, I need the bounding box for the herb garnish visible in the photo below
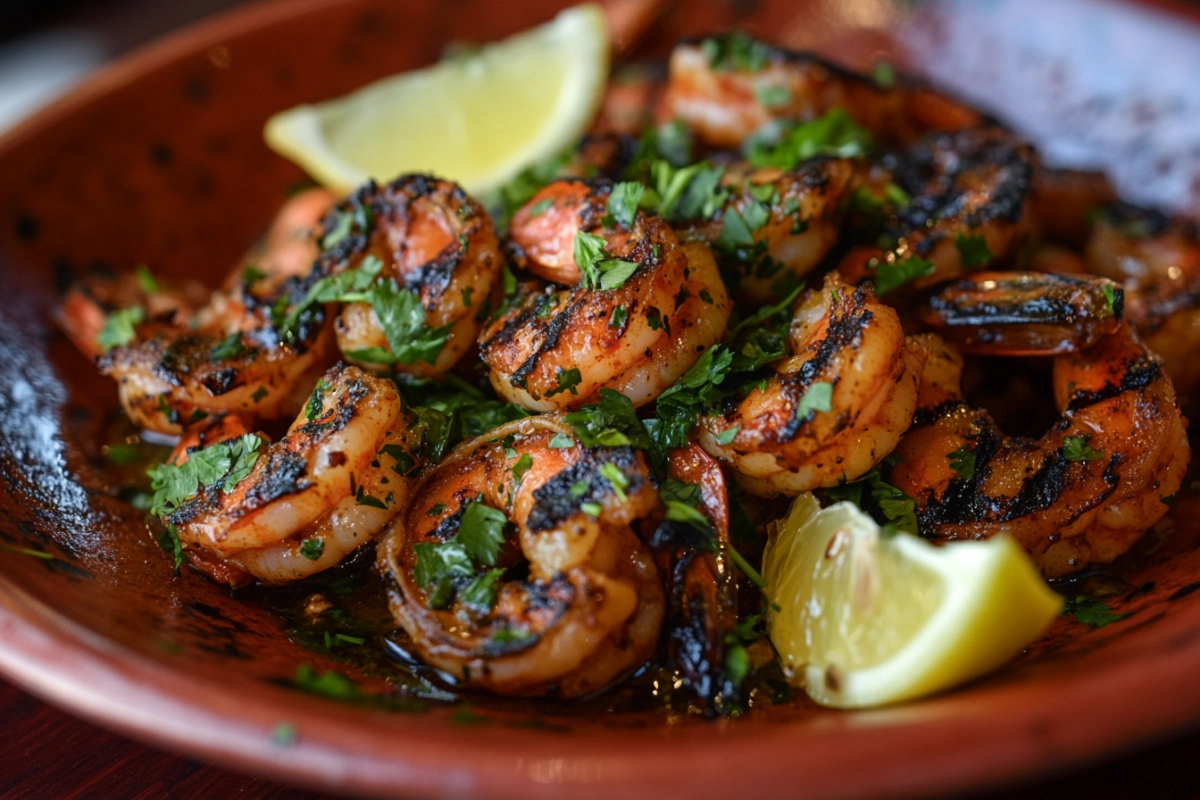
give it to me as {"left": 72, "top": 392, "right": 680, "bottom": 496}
{"left": 872, "top": 256, "right": 934, "bottom": 295}
{"left": 412, "top": 497, "right": 507, "bottom": 610}
{"left": 954, "top": 232, "right": 993, "bottom": 268}
{"left": 573, "top": 231, "right": 640, "bottom": 291}
{"left": 97, "top": 307, "right": 144, "bottom": 351}
{"left": 1062, "top": 436, "right": 1104, "bottom": 462}
{"left": 948, "top": 447, "right": 977, "bottom": 481}
{"left": 1063, "top": 595, "right": 1132, "bottom": 628}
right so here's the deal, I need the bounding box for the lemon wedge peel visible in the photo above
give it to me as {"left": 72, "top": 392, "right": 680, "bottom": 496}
{"left": 264, "top": 4, "right": 610, "bottom": 196}
{"left": 763, "top": 494, "right": 1063, "bottom": 709}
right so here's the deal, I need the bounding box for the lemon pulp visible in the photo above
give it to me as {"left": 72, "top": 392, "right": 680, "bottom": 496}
{"left": 264, "top": 4, "right": 609, "bottom": 195}
{"left": 763, "top": 494, "right": 1062, "bottom": 708}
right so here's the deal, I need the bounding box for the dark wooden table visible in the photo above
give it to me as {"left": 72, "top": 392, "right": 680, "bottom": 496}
{"left": 2, "top": 675, "right": 1199, "bottom": 800}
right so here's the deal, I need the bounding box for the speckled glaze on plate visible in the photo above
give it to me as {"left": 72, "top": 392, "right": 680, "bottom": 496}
{"left": 2, "top": 1, "right": 1200, "bottom": 798}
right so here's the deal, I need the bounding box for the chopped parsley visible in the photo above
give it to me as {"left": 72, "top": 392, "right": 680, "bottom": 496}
{"left": 147, "top": 433, "right": 265, "bottom": 518}
{"left": 598, "top": 462, "right": 630, "bottom": 502}
{"left": 754, "top": 83, "right": 792, "bottom": 108}
{"left": 745, "top": 108, "right": 872, "bottom": 171}
{"left": 824, "top": 467, "right": 919, "bottom": 536}
{"left": 872, "top": 256, "right": 934, "bottom": 296}
{"left": 1062, "top": 436, "right": 1104, "bottom": 462}
{"left": 948, "top": 447, "right": 977, "bottom": 481}
{"left": 700, "top": 32, "right": 772, "bottom": 72}
{"left": 562, "top": 388, "right": 654, "bottom": 451}
{"left": 412, "top": 496, "right": 508, "bottom": 610}
{"left": 1063, "top": 595, "right": 1132, "bottom": 628}
{"left": 97, "top": 307, "right": 144, "bottom": 351}
{"left": 954, "top": 232, "right": 993, "bottom": 268}
{"left": 355, "top": 486, "right": 388, "bottom": 509}
{"left": 135, "top": 264, "right": 160, "bottom": 294}
{"left": 573, "top": 231, "right": 640, "bottom": 291}
{"left": 609, "top": 305, "right": 628, "bottom": 329}
{"left": 545, "top": 367, "right": 583, "bottom": 398}
{"left": 300, "top": 538, "right": 324, "bottom": 561}
{"left": 251, "top": 386, "right": 269, "bottom": 403}
{"left": 872, "top": 60, "right": 896, "bottom": 88}
{"left": 392, "top": 373, "right": 529, "bottom": 461}
{"left": 549, "top": 433, "right": 574, "bottom": 449}
{"left": 606, "top": 181, "right": 644, "bottom": 229}
{"left": 793, "top": 381, "right": 832, "bottom": 422}
{"left": 526, "top": 198, "right": 554, "bottom": 218}
{"left": 305, "top": 378, "right": 329, "bottom": 421}
{"left": 716, "top": 425, "right": 740, "bottom": 445}
{"left": 209, "top": 332, "right": 246, "bottom": 360}
{"left": 661, "top": 478, "right": 712, "bottom": 532}
{"left": 580, "top": 501, "right": 602, "bottom": 517}
{"left": 511, "top": 452, "right": 533, "bottom": 483}
{"left": 1102, "top": 283, "right": 1118, "bottom": 316}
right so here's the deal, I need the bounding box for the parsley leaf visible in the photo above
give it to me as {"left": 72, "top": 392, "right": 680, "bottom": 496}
{"left": 793, "top": 382, "right": 832, "bottom": 421}
{"left": 209, "top": 332, "right": 246, "bottom": 361}
{"left": 459, "top": 568, "right": 505, "bottom": 612}
{"left": 606, "top": 182, "right": 644, "bottom": 229}
{"left": 954, "top": 232, "right": 993, "bottom": 268}
{"left": 573, "top": 231, "right": 639, "bottom": 291}
{"left": 598, "top": 462, "right": 629, "bottom": 502}
{"left": 97, "top": 307, "right": 144, "bottom": 351}
{"left": 300, "top": 538, "right": 324, "bottom": 561}
{"left": 545, "top": 367, "right": 583, "bottom": 398}
{"left": 511, "top": 453, "right": 533, "bottom": 484}
{"left": 562, "top": 388, "right": 653, "bottom": 450}
{"left": 1063, "top": 595, "right": 1132, "bottom": 628}
{"left": 609, "top": 305, "right": 628, "bottom": 329}
{"left": 873, "top": 256, "right": 934, "bottom": 295}
{"left": 755, "top": 84, "right": 792, "bottom": 109}
{"left": 306, "top": 378, "right": 328, "bottom": 421}
{"left": 135, "top": 264, "right": 159, "bottom": 294}
{"left": 823, "top": 467, "right": 919, "bottom": 536}
{"left": 1102, "top": 283, "right": 1118, "bottom": 316}
{"left": 147, "top": 433, "right": 264, "bottom": 518}
{"left": 361, "top": 278, "right": 453, "bottom": 365}
{"left": 1063, "top": 436, "right": 1104, "bottom": 462}
{"left": 457, "top": 499, "right": 507, "bottom": 566}
{"left": 948, "top": 447, "right": 977, "bottom": 481}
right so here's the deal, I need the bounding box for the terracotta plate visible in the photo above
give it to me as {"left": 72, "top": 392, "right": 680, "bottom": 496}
{"left": 2, "top": 0, "right": 1200, "bottom": 798}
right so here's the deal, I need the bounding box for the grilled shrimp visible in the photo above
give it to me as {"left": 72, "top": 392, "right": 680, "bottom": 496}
{"left": 650, "top": 443, "right": 739, "bottom": 708}
{"left": 680, "top": 158, "right": 856, "bottom": 305}
{"left": 377, "top": 415, "right": 665, "bottom": 698}
{"left": 697, "top": 274, "right": 926, "bottom": 497}
{"left": 481, "top": 209, "right": 732, "bottom": 411}
{"left": 839, "top": 128, "right": 1035, "bottom": 291}
{"left": 93, "top": 194, "right": 337, "bottom": 434}
{"left": 920, "top": 271, "right": 1123, "bottom": 356}
{"left": 891, "top": 274, "right": 1189, "bottom": 577}
{"left": 168, "top": 364, "right": 420, "bottom": 586}
{"left": 1085, "top": 203, "right": 1200, "bottom": 397}
{"left": 660, "top": 34, "right": 984, "bottom": 149}
{"left": 321, "top": 175, "right": 503, "bottom": 376}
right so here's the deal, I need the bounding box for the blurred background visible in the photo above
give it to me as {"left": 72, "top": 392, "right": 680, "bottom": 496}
{"left": 0, "top": 0, "right": 247, "bottom": 132}
{"left": 3, "top": 0, "right": 1200, "bottom": 213}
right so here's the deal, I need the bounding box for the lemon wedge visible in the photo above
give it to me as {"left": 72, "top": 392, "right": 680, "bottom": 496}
{"left": 264, "top": 4, "right": 610, "bottom": 196}
{"left": 762, "top": 494, "right": 1062, "bottom": 708}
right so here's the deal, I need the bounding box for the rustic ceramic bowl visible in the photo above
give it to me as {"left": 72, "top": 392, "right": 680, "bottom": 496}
{"left": 2, "top": 0, "right": 1200, "bottom": 798}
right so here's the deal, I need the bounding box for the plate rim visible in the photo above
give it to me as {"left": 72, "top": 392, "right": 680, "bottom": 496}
{"left": 3, "top": 0, "right": 1200, "bottom": 797}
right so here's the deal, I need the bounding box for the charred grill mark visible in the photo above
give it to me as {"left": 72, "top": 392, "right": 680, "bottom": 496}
{"left": 427, "top": 504, "right": 469, "bottom": 543}
{"left": 509, "top": 299, "right": 584, "bottom": 389}
{"left": 889, "top": 128, "right": 1033, "bottom": 241}
{"left": 243, "top": 449, "right": 312, "bottom": 509}
{"left": 406, "top": 245, "right": 460, "bottom": 303}
{"left": 526, "top": 447, "right": 645, "bottom": 531}
{"left": 912, "top": 399, "right": 971, "bottom": 428}
{"left": 201, "top": 367, "right": 240, "bottom": 396}
{"left": 297, "top": 377, "right": 368, "bottom": 436}
{"left": 480, "top": 576, "right": 574, "bottom": 656}
{"left": 774, "top": 287, "right": 871, "bottom": 441}
{"left": 1066, "top": 357, "right": 1162, "bottom": 410}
